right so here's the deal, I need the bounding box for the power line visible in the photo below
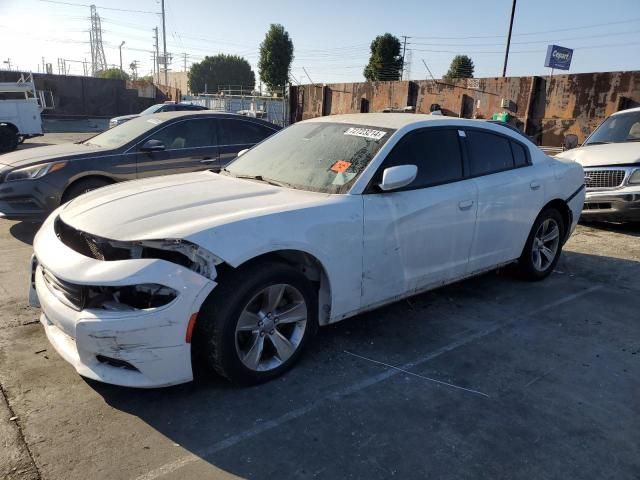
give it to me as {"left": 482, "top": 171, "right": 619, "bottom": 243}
{"left": 408, "top": 17, "right": 640, "bottom": 40}
{"left": 39, "top": 0, "right": 158, "bottom": 14}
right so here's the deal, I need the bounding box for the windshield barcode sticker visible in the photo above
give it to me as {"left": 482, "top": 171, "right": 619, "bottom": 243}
{"left": 147, "top": 118, "right": 163, "bottom": 124}
{"left": 344, "top": 127, "right": 387, "bottom": 141}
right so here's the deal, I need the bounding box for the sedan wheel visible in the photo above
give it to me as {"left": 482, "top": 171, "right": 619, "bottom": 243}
{"left": 518, "top": 207, "right": 564, "bottom": 281}
{"left": 235, "top": 284, "right": 308, "bottom": 372}
{"left": 531, "top": 218, "right": 560, "bottom": 272}
{"left": 193, "top": 261, "right": 318, "bottom": 385}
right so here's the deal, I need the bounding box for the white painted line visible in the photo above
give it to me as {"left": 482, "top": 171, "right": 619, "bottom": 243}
{"left": 343, "top": 350, "right": 490, "bottom": 397}
{"left": 133, "top": 285, "right": 602, "bottom": 480}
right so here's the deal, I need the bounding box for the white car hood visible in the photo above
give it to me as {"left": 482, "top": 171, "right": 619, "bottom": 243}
{"left": 556, "top": 142, "right": 640, "bottom": 167}
{"left": 59, "top": 172, "right": 333, "bottom": 241}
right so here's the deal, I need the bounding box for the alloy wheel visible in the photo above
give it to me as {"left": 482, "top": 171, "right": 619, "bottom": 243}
{"left": 531, "top": 218, "right": 560, "bottom": 272}
{"left": 234, "top": 283, "right": 308, "bottom": 372}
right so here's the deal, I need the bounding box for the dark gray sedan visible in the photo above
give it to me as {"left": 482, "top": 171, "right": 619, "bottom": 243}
{"left": 0, "top": 111, "right": 279, "bottom": 220}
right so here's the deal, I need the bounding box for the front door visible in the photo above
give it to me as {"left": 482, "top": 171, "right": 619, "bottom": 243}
{"left": 361, "top": 128, "right": 478, "bottom": 308}
{"left": 136, "top": 118, "right": 219, "bottom": 178}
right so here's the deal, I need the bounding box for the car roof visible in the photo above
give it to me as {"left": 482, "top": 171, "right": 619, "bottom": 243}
{"left": 611, "top": 106, "right": 640, "bottom": 116}
{"left": 300, "top": 113, "right": 492, "bottom": 129}
{"left": 147, "top": 110, "right": 280, "bottom": 127}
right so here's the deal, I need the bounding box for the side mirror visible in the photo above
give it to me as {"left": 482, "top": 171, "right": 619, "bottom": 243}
{"left": 378, "top": 165, "right": 418, "bottom": 192}
{"left": 236, "top": 148, "right": 249, "bottom": 158}
{"left": 140, "top": 139, "right": 165, "bottom": 152}
{"left": 562, "top": 134, "right": 578, "bottom": 151}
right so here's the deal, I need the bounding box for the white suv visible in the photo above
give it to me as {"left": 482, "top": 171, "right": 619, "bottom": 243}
{"left": 557, "top": 107, "right": 640, "bottom": 222}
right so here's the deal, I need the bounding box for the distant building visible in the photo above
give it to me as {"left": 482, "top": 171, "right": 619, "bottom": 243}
{"left": 165, "top": 71, "right": 189, "bottom": 95}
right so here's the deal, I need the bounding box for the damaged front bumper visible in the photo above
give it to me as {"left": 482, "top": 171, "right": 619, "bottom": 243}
{"left": 30, "top": 212, "right": 217, "bottom": 388}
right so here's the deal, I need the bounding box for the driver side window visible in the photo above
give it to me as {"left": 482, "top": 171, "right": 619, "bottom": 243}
{"left": 140, "top": 120, "right": 215, "bottom": 151}
{"left": 371, "top": 128, "right": 464, "bottom": 191}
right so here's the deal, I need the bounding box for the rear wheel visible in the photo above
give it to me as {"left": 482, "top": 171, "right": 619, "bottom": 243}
{"left": 0, "top": 126, "right": 19, "bottom": 153}
{"left": 61, "top": 178, "right": 111, "bottom": 203}
{"left": 193, "top": 261, "right": 318, "bottom": 385}
{"left": 517, "top": 208, "right": 564, "bottom": 281}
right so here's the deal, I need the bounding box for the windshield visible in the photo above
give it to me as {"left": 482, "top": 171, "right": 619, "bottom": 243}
{"left": 585, "top": 110, "right": 640, "bottom": 145}
{"left": 84, "top": 116, "right": 166, "bottom": 148}
{"left": 140, "top": 104, "right": 164, "bottom": 115}
{"left": 223, "top": 122, "right": 394, "bottom": 194}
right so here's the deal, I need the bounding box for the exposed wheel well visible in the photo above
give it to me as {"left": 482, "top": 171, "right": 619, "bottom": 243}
{"left": 217, "top": 250, "right": 332, "bottom": 325}
{"left": 542, "top": 199, "right": 572, "bottom": 243}
{"left": 0, "top": 122, "right": 19, "bottom": 133}
{"left": 61, "top": 175, "right": 115, "bottom": 203}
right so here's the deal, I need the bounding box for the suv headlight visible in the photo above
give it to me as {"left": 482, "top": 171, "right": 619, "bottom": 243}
{"left": 628, "top": 168, "right": 640, "bottom": 185}
{"left": 5, "top": 162, "right": 66, "bottom": 182}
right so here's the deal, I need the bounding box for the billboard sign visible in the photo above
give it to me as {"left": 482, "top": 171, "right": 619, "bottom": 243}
{"left": 544, "top": 45, "right": 573, "bottom": 70}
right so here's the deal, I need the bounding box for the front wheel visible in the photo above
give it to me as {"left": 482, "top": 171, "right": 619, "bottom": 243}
{"left": 0, "top": 126, "right": 19, "bottom": 153}
{"left": 517, "top": 208, "right": 564, "bottom": 281}
{"left": 193, "top": 261, "right": 318, "bottom": 385}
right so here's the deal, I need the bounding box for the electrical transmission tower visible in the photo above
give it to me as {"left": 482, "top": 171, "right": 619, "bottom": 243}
{"left": 89, "top": 4, "right": 107, "bottom": 76}
{"left": 405, "top": 49, "right": 413, "bottom": 81}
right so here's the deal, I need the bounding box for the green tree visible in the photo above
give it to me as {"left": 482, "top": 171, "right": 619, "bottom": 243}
{"left": 98, "top": 68, "right": 129, "bottom": 80}
{"left": 363, "top": 33, "right": 403, "bottom": 81}
{"left": 188, "top": 54, "right": 255, "bottom": 94}
{"left": 259, "top": 24, "right": 294, "bottom": 94}
{"left": 444, "top": 55, "right": 475, "bottom": 80}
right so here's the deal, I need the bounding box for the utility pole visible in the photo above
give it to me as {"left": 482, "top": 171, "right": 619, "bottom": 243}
{"left": 161, "top": 0, "right": 168, "bottom": 86}
{"left": 119, "top": 41, "right": 125, "bottom": 72}
{"left": 2, "top": 58, "right": 11, "bottom": 71}
{"left": 42, "top": 57, "right": 46, "bottom": 74}
{"left": 182, "top": 52, "right": 187, "bottom": 72}
{"left": 502, "top": 0, "right": 517, "bottom": 77}
{"left": 400, "top": 36, "right": 410, "bottom": 80}
{"left": 153, "top": 27, "right": 159, "bottom": 84}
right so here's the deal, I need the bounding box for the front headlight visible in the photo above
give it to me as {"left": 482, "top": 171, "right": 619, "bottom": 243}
{"left": 5, "top": 162, "right": 67, "bottom": 182}
{"left": 628, "top": 168, "right": 640, "bottom": 185}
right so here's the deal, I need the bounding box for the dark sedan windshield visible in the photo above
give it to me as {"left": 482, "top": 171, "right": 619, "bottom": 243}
{"left": 223, "top": 122, "right": 394, "bottom": 194}
{"left": 585, "top": 110, "right": 640, "bottom": 145}
{"left": 84, "top": 116, "right": 167, "bottom": 148}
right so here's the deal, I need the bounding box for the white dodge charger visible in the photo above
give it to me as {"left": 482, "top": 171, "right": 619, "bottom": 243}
{"left": 29, "top": 114, "right": 585, "bottom": 388}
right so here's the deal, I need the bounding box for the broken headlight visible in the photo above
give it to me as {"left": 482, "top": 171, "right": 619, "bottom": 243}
{"left": 85, "top": 283, "right": 177, "bottom": 311}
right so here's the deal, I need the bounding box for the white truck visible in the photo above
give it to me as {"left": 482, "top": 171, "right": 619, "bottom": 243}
{"left": 0, "top": 73, "right": 50, "bottom": 153}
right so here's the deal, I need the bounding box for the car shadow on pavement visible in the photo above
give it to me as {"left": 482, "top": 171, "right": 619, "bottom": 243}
{"left": 580, "top": 220, "right": 640, "bottom": 237}
{"left": 9, "top": 221, "right": 41, "bottom": 245}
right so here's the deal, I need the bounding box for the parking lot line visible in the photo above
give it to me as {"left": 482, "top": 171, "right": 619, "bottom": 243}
{"left": 343, "top": 350, "right": 490, "bottom": 397}
{"left": 134, "top": 285, "right": 602, "bottom": 480}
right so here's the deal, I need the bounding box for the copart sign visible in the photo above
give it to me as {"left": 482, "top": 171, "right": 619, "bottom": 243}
{"left": 544, "top": 45, "right": 573, "bottom": 71}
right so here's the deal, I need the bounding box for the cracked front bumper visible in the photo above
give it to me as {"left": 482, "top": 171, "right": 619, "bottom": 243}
{"left": 30, "top": 212, "right": 216, "bottom": 388}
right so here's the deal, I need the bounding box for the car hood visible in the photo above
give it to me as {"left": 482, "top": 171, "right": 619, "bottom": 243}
{"left": 111, "top": 114, "right": 139, "bottom": 122}
{"left": 59, "top": 172, "right": 334, "bottom": 241}
{"left": 556, "top": 142, "right": 640, "bottom": 167}
{"left": 0, "top": 142, "right": 107, "bottom": 168}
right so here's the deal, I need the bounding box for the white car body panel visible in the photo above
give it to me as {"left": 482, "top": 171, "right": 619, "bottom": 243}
{"left": 30, "top": 113, "right": 585, "bottom": 387}
{"left": 556, "top": 141, "right": 640, "bottom": 167}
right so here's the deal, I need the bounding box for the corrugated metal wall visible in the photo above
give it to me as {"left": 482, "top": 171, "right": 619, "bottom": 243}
{"left": 290, "top": 71, "right": 640, "bottom": 146}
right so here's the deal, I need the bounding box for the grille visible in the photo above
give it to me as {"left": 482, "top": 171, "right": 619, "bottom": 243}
{"left": 42, "top": 268, "right": 86, "bottom": 310}
{"left": 583, "top": 170, "right": 626, "bottom": 189}
{"left": 54, "top": 217, "right": 128, "bottom": 261}
{"left": 584, "top": 202, "right": 612, "bottom": 210}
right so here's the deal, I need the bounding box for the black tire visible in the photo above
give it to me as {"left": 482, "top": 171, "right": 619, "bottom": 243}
{"left": 517, "top": 207, "right": 565, "bottom": 281}
{"left": 0, "top": 126, "right": 19, "bottom": 153}
{"left": 193, "top": 261, "right": 318, "bottom": 385}
{"left": 61, "top": 178, "right": 111, "bottom": 203}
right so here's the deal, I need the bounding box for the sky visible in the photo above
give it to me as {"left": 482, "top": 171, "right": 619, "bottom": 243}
{"left": 0, "top": 0, "right": 639, "bottom": 85}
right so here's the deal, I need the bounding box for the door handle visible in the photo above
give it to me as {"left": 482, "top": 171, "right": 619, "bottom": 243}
{"left": 530, "top": 181, "right": 541, "bottom": 190}
{"left": 199, "top": 157, "right": 217, "bottom": 164}
{"left": 458, "top": 200, "right": 474, "bottom": 211}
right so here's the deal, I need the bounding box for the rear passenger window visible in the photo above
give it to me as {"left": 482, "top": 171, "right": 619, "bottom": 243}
{"left": 511, "top": 141, "right": 529, "bottom": 167}
{"left": 467, "top": 130, "right": 514, "bottom": 176}
{"left": 376, "top": 128, "right": 463, "bottom": 189}
{"left": 219, "top": 120, "right": 275, "bottom": 145}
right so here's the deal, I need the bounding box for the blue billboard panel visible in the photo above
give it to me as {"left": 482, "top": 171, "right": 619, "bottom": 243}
{"left": 545, "top": 45, "right": 573, "bottom": 70}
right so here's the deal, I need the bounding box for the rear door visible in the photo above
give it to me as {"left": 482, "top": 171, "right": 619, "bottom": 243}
{"left": 217, "top": 118, "right": 278, "bottom": 169}
{"left": 361, "top": 128, "right": 478, "bottom": 307}
{"left": 135, "top": 117, "right": 220, "bottom": 178}
{"left": 463, "top": 129, "right": 544, "bottom": 272}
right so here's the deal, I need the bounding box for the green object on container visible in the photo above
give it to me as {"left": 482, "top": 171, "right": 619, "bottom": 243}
{"left": 492, "top": 112, "right": 510, "bottom": 122}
